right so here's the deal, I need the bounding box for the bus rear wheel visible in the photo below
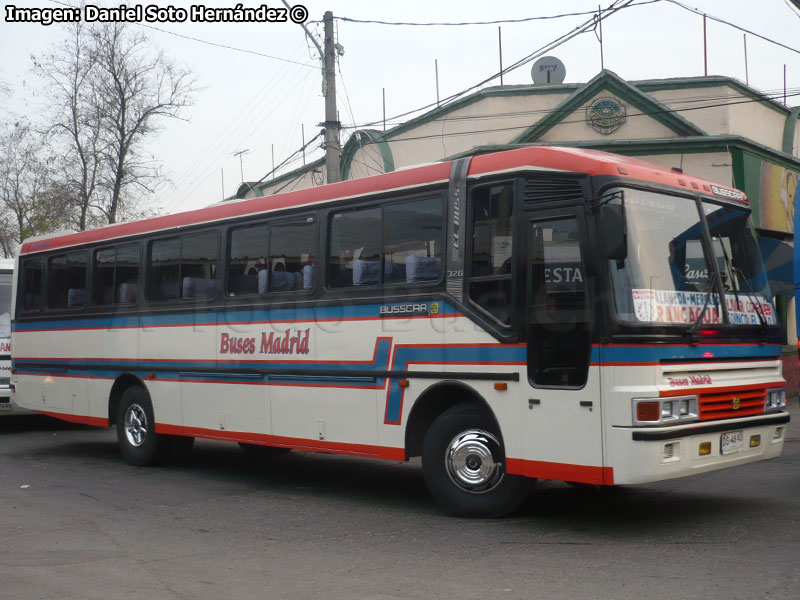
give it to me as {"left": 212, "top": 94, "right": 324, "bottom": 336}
{"left": 116, "top": 386, "right": 168, "bottom": 466}
{"left": 422, "top": 403, "right": 531, "bottom": 517}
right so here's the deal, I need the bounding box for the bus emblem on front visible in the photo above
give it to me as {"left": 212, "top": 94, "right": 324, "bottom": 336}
{"left": 732, "top": 397, "right": 741, "bottom": 410}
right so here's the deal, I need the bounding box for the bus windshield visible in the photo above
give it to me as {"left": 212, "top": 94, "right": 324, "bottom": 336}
{"left": 609, "top": 188, "right": 776, "bottom": 328}
{"left": 0, "top": 273, "right": 11, "bottom": 339}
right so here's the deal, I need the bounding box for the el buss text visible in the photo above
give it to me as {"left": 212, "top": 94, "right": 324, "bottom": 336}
{"left": 4, "top": 3, "right": 309, "bottom": 26}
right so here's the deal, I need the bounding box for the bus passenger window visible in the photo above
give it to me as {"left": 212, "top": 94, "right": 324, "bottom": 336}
{"left": 180, "top": 232, "right": 218, "bottom": 299}
{"left": 383, "top": 197, "right": 443, "bottom": 284}
{"left": 328, "top": 208, "right": 380, "bottom": 288}
{"left": 93, "top": 243, "right": 140, "bottom": 306}
{"left": 227, "top": 224, "right": 267, "bottom": 296}
{"left": 48, "top": 252, "right": 87, "bottom": 310}
{"left": 150, "top": 239, "right": 180, "bottom": 301}
{"left": 270, "top": 219, "right": 316, "bottom": 293}
{"left": 469, "top": 183, "right": 514, "bottom": 324}
{"left": 21, "top": 259, "right": 44, "bottom": 312}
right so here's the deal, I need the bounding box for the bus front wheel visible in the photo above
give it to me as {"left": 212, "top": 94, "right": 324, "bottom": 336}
{"left": 116, "top": 386, "right": 168, "bottom": 466}
{"left": 422, "top": 403, "right": 531, "bottom": 517}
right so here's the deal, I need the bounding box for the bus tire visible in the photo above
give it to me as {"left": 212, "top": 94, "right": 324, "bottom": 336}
{"left": 422, "top": 403, "right": 530, "bottom": 517}
{"left": 116, "top": 386, "right": 168, "bottom": 467}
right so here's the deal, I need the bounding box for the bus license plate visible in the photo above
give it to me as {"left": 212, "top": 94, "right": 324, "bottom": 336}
{"left": 721, "top": 430, "right": 744, "bottom": 455}
{"left": 0, "top": 403, "right": 12, "bottom": 411}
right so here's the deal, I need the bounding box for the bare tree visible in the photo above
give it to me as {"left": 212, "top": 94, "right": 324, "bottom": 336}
{"left": 34, "top": 20, "right": 195, "bottom": 228}
{"left": 0, "top": 122, "right": 72, "bottom": 256}
{"left": 33, "top": 21, "right": 103, "bottom": 232}
{"left": 91, "top": 22, "right": 195, "bottom": 224}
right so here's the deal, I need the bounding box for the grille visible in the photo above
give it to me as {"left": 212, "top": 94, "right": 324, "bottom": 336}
{"left": 524, "top": 177, "right": 585, "bottom": 203}
{"left": 698, "top": 388, "right": 765, "bottom": 421}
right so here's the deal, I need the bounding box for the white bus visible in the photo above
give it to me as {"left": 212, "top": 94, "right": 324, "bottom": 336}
{"left": 0, "top": 258, "right": 19, "bottom": 414}
{"left": 11, "top": 147, "right": 790, "bottom": 516}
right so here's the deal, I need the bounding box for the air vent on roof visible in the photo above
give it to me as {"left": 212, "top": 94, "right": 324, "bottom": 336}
{"left": 524, "top": 177, "right": 585, "bottom": 203}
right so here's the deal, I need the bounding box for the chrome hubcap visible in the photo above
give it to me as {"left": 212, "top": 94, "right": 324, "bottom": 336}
{"left": 445, "top": 429, "right": 504, "bottom": 494}
{"left": 124, "top": 403, "right": 148, "bottom": 448}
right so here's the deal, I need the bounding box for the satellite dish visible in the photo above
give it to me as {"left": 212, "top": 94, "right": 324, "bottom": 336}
{"left": 531, "top": 56, "right": 566, "bottom": 85}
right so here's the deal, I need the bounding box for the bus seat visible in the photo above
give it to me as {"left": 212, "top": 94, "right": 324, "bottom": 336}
{"left": 384, "top": 261, "right": 406, "bottom": 284}
{"left": 118, "top": 282, "right": 139, "bottom": 303}
{"left": 353, "top": 260, "right": 380, "bottom": 285}
{"left": 406, "top": 255, "right": 441, "bottom": 282}
{"left": 67, "top": 288, "right": 86, "bottom": 308}
{"left": 182, "top": 277, "right": 216, "bottom": 299}
{"left": 270, "top": 270, "right": 296, "bottom": 292}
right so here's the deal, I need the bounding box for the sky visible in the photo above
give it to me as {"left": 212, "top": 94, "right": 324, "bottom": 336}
{"left": 1, "top": 0, "right": 800, "bottom": 217}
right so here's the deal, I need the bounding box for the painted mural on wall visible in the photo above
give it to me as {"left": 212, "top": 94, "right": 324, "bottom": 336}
{"left": 759, "top": 161, "right": 799, "bottom": 233}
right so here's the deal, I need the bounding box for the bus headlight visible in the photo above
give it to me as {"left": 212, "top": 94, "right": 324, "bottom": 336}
{"left": 764, "top": 388, "right": 786, "bottom": 412}
{"left": 633, "top": 396, "right": 699, "bottom": 426}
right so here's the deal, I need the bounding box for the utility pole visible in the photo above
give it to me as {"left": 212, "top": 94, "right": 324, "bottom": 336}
{"left": 233, "top": 149, "right": 249, "bottom": 183}
{"left": 283, "top": 2, "right": 341, "bottom": 184}
{"left": 322, "top": 11, "right": 341, "bottom": 183}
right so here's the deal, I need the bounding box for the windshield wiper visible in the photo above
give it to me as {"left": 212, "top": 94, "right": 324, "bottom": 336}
{"left": 732, "top": 266, "right": 769, "bottom": 340}
{"left": 686, "top": 277, "right": 715, "bottom": 345}
{"left": 715, "top": 234, "right": 768, "bottom": 339}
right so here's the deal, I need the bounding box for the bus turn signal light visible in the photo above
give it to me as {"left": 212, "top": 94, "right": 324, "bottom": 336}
{"left": 699, "top": 442, "right": 711, "bottom": 456}
{"left": 636, "top": 401, "right": 661, "bottom": 422}
{"left": 494, "top": 383, "right": 507, "bottom": 391}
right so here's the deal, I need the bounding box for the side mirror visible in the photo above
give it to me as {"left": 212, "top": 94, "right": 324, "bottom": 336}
{"left": 599, "top": 203, "right": 627, "bottom": 261}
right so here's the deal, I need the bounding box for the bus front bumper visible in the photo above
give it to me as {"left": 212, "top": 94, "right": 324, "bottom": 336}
{"left": 608, "top": 412, "right": 790, "bottom": 485}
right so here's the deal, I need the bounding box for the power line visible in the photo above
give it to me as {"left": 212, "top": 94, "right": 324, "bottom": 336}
{"left": 339, "top": 89, "right": 800, "bottom": 146}
{"left": 44, "top": 0, "right": 319, "bottom": 69}
{"left": 333, "top": 3, "right": 659, "bottom": 27}
{"left": 664, "top": 0, "right": 800, "bottom": 56}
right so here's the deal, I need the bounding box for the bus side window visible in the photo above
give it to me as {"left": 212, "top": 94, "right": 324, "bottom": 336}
{"left": 270, "top": 219, "right": 316, "bottom": 293}
{"left": 180, "top": 232, "right": 218, "bottom": 299}
{"left": 227, "top": 223, "right": 267, "bottom": 296}
{"left": 328, "top": 208, "right": 380, "bottom": 288}
{"left": 21, "top": 258, "right": 44, "bottom": 312}
{"left": 468, "top": 183, "right": 514, "bottom": 324}
{"left": 48, "top": 251, "right": 87, "bottom": 310}
{"left": 94, "top": 244, "right": 140, "bottom": 306}
{"left": 383, "top": 197, "right": 443, "bottom": 284}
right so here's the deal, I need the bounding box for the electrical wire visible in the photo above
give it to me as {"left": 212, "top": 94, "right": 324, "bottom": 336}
{"left": 333, "top": 3, "right": 659, "bottom": 27}
{"left": 664, "top": 0, "right": 800, "bottom": 56}
{"left": 344, "top": 89, "right": 800, "bottom": 146}
{"left": 44, "top": 0, "right": 319, "bottom": 69}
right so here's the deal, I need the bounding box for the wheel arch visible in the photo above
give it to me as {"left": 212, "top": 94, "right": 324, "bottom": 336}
{"left": 108, "top": 372, "right": 149, "bottom": 426}
{"left": 404, "top": 380, "right": 500, "bottom": 459}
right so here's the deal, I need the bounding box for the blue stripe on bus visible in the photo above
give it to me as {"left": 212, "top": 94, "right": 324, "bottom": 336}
{"left": 600, "top": 343, "right": 781, "bottom": 363}
{"left": 13, "top": 341, "right": 779, "bottom": 426}
{"left": 11, "top": 301, "right": 460, "bottom": 332}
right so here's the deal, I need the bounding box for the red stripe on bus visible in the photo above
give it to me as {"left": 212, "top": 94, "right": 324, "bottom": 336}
{"left": 659, "top": 381, "right": 785, "bottom": 397}
{"left": 36, "top": 410, "right": 110, "bottom": 428}
{"left": 155, "top": 423, "right": 405, "bottom": 460}
{"left": 505, "top": 458, "right": 614, "bottom": 485}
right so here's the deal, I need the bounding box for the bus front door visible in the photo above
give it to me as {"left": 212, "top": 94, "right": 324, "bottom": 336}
{"left": 521, "top": 211, "right": 607, "bottom": 485}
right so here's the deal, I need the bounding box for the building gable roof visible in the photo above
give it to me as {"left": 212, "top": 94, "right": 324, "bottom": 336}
{"left": 512, "top": 69, "right": 707, "bottom": 143}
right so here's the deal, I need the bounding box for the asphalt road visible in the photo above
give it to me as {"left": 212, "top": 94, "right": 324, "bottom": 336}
{"left": 1, "top": 404, "right": 799, "bottom": 600}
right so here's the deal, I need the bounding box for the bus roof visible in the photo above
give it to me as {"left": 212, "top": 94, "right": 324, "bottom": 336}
{"left": 20, "top": 146, "right": 746, "bottom": 255}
